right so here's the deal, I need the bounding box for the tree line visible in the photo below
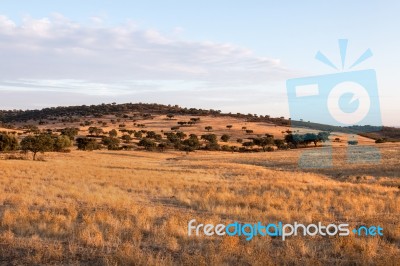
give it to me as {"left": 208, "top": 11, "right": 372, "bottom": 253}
{"left": 0, "top": 128, "right": 331, "bottom": 160}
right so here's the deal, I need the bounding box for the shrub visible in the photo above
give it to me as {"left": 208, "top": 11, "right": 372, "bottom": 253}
{"left": 221, "top": 134, "right": 230, "bottom": 142}
{"left": 221, "top": 145, "right": 233, "bottom": 152}
{"left": 102, "top": 137, "right": 121, "bottom": 150}
{"left": 138, "top": 138, "right": 156, "bottom": 151}
{"left": 76, "top": 137, "right": 101, "bottom": 151}
{"left": 0, "top": 133, "right": 19, "bottom": 152}
{"left": 201, "top": 134, "right": 217, "bottom": 143}
{"left": 53, "top": 135, "right": 72, "bottom": 152}
{"left": 109, "top": 129, "right": 118, "bottom": 138}
{"left": 348, "top": 140, "right": 358, "bottom": 145}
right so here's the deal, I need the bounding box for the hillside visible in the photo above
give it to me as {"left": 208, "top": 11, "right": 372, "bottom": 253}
{"left": 0, "top": 103, "right": 399, "bottom": 264}
{"left": 1, "top": 103, "right": 398, "bottom": 143}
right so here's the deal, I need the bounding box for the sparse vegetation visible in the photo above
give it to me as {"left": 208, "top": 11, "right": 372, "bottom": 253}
{"left": 0, "top": 103, "right": 398, "bottom": 264}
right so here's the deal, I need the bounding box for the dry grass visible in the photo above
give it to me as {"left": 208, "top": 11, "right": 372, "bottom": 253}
{"left": 0, "top": 143, "right": 399, "bottom": 265}
{"left": 22, "top": 113, "right": 376, "bottom": 146}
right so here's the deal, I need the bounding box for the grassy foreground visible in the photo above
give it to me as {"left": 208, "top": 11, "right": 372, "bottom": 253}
{"left": 0, "top": 145, "right": 399, "bottom": 265}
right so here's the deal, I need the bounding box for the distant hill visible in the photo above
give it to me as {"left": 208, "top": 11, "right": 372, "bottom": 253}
{"left": 1, "top": 102, "right": 399, "bottom": 141}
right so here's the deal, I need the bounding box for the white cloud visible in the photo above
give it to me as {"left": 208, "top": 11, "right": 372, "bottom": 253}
{"left": 0, "top": 15, "right": 293, "bottom": 84}
{"left": 0, "top": 14, "right": 297, "bottom": 116}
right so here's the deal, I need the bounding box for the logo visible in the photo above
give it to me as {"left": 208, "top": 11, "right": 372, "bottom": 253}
{"left": 188, "top": 219, "right": 383, "bottom": 241}
{"left": 286, "top": 39, "right": 382, "bottom": 168}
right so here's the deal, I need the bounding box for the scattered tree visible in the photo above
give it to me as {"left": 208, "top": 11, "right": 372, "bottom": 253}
{"left": 221, "top": 134, "right": 230, "bottom": 142}
{"left": 61, "top": 127, "right": 79, "bottom": 140}
{"left": 0, "top": 133, "right": 18, "bottom": 152}
{"left": 109, "top": 129, "right": 118, "bottom": 138}
{"left": 138, "top": 138, "right": 156, "bottom": 151}
{"left": 20, "top": 134, "right": 54, "bottom": 160}
{"left": 76, "top": 137, "right": 100, "bottom": 151}
{"left": 53, "top": 135, "right": 72, "bottom": 152}
{"left": 102, "top": 137, "right": 120, "bottom": 150}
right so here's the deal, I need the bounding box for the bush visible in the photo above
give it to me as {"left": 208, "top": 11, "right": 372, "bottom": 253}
{"left": 102, "top": 137, "right": 121, "bottom": 150}
{"left": 0, "top": 133, "right": 19, "bottom": 152}
{"left": 375, "top": 138, "right": 386, "bottom": 143}
{"left": 76, "top": 137, "right": 101, "bottom": 151}
{"left": 201, "top": 134, "right": 217, "bottom": 143}
{"left": 53, "top": 135, "right": 72, "bottom": 152}
{"left": 138, "top": 138, "right": 156, "bottom": 151}
{"left": 221, "top": 145, "right": 233, "bottom": 152}
{"left": 204, "top": 142, "right": 220, "bottom": 151}
{"left": 348, "top": 140, "right": 358, "bottom": 145}
{"left": 220, "top": 134, "right": 230, "bottom": 142}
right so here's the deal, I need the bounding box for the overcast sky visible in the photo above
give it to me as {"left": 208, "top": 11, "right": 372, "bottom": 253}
{"left": 0, "top": 1, "right": 399, "bottom": 126}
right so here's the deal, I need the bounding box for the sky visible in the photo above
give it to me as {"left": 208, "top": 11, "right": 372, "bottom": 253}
{"left": 0, "top": 1, "right": 399, "bottom": 126}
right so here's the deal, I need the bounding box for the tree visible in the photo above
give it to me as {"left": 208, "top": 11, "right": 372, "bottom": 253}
{"left": 109, "top": 129, "right": 118, "bottom": 138}
{"left": 138, "top": 138, "right": 156, "bottom": 151}
{"left": 190, "top": 117, "right": 200, "bottom": 123}
{"left": 317, "top": 132, "right": 330, "bottom": 143}
{"left": 176, "top": 131, "right": 187, "bottom": 140}
{"left": 166, "top": 132, "right": 181, "bottom": 144}
{"left": 284, "top": 134, "right": 304, "bottom": 148}
{"left": 348, "top": 140, "right": 358, "bottom": 145}
{"left": 303, "top": 133, "right": 318, "bottom": 146}
{"left": 253, "top": 137, "right": 274, "bottom": 151}
{"left": 121, "top": 134, "right": 132, "bottom": 143}
{"left": 221, "top": 134, "right": 230, "bottom": 142}
{"left": 182, "top": 135, "right": 200, "bottom": 150}
{"left": 76, "top": 137, "right": 100, "bottom": 151}
{"left": 274, "top": 139, "right": 285, "bottom": 149}
{"left": 61, "top": 127, "right": 79, "bottom": 140}
{"left": 134, "top": 131, "right": 142, "bottom": 138}
{"left": 242, "top": 141, "right": 254, "bottom": 148}
{"left": 20, "top": 134, "right": 54, "bottom": 160}
{"left": 146, "top": 131, "right": 157, "bottom": 139}
{"left": 245, "top": 129, "right": 254, "bottom": 134}
{"left": 88, "top": 127, "right": 103, "bottom": 136}
{"left": 205, "top": 126, "right": 213, "bottom": 132}
{"left": 201, "top": 134, "right": 217, "bottom": 143}
{"left": 158, "top": 142, "right": 167, "bottom": 152}
{"left": 0, "top": 133, "right": 18, "bottom": 152}
{"left": 102, "top": 137, "right": 120, "bottom": 150}
{"left": 166, "top": 114, "right": 174, "bottom": 120}
{"left": 53, "top": 135, "right": 72, "bottom": 152}
{"left": 226, "top": 125, "right": 233, "bottom": 130}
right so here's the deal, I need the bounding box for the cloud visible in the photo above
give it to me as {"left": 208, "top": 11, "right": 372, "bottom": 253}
{"left": 0, "top": 15, "right": 293, "bottom": 85}
{"left": 0, "top": 14, "right": 296, "bottom": 117}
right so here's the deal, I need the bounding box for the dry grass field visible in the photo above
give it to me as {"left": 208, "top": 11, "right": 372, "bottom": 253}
{"left": 0, "top": 142, "right": 399, "bottom": 265}
{"left": 0, "top": 113, "right": 399, "bottom": 264}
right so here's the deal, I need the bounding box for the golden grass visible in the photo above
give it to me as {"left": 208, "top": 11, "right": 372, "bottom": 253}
{"left": 21, "top": 113, "right": 376, "bottom": 146}
{"left": 0, "top": 143, "right": 399, "bottom": 265}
